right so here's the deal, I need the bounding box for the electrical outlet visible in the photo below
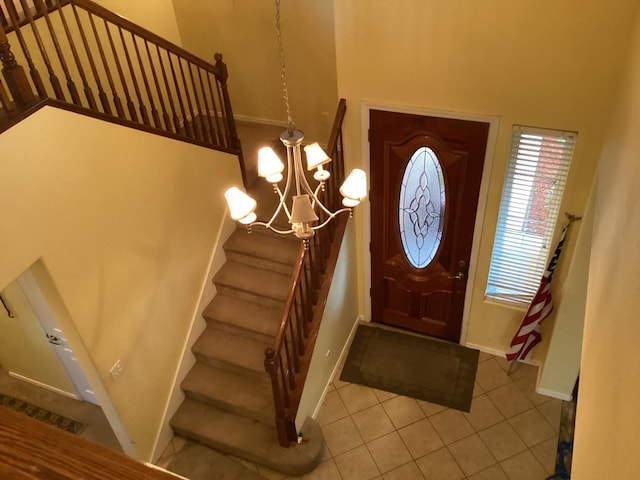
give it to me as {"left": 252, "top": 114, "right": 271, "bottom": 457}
{"left": 109, "top": 359, "right": 124, "bottom": 381}
{"left": 325, "top": 350, "right": 331, "bottom": 358}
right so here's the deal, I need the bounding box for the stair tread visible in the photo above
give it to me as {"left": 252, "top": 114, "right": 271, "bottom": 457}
{"left": 203, "top": 294, "right": 281, "bottom": 339}
{"left": 214, "top": 262, "right": 291, "bottom": 302}
{"left": 192, "top": 327, "right": 270, "bottom": 373}
{"left": 171, "top": 399, "right": 323, "bottom": 475}
{"left": 226, "top": 229, "right": 300, "bottom": 266}
{"left": 182, "top": 363, "right": 272, "bottom": 418}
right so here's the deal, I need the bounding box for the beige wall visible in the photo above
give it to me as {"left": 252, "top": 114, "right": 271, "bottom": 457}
{"left": 333, "top": 0, "right": 639, "bottom": 359}
{"left": 296, "top": 221, "right": 360, "bottom": 428}
{"left": 171, "top": 0, "right": 339, "bottom": 143}
{"left": 0, "top": 107, "right": 241, "bottom": 461}
{"left": 572, "top": 7, "right": 640, "bottom": 476}
{"left": 94, "top": 0, "right": 182, "bottom": 45}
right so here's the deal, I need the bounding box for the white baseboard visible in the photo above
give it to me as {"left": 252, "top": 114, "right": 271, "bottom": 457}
{"left": 8, "top": 371, "right": 78, "bottom": 400}
{"left": 464, "top": 342, "right": 541, "bottom": 367}
{"left": 311, "top": 315, "right": 362, "bottom": 420}
{"left": 536, "top": 387, "right": 573, "bottom": 402}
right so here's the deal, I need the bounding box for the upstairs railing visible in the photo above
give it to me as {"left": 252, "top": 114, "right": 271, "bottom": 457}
{"left": 264, "top": 99, "right": 349, "bottom": 447}
{"left": 0, "top": 0, "right": 244, "bottom": 182}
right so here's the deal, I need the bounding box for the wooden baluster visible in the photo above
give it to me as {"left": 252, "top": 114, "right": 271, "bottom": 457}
{"left": 156, "top": 46, "right": 178, "bottom": 133}
{"left": 167, "top": 52, "right": 191, "bottom": 136}
{"left": 187, "top": 63, "right": 206, "bottom": 141}
{"left": 0, "top": 6, "right": 8, "bottom": 29}
{"left": 50, "top": 0, "right": 96, "bottom": 110}
{"left": 4, "top": 0, "right": 46, "bottom": 97}
{"left": 205, "top": 71, "right": 223, "bottom": 144}
{"left": 214, "top": 53, "right": 239, "bottom": 151}
{"left": 196, "top": 67, "right": 215, "bottom": 144}
{"left": 87, "top": 13, "right": 122, "bottom": 117}
{"left": 104, "top": 20, "right": 136, "bottom": 121}
{"left": 138, "top": 39, "right": 163, "bottom": 129}
{"left": 21, "top": 0, "right": 79, "bottom": 104}
{"left": 145, "top": 42, "right": 170, "bottom": 131}
{"left": 131, "top": 33, "right": 159, "bottom": 128}
{"left": 0, "top": 23, "right": 35, "bottom": 106}
{"left": 70, "top": 3, "right": 109, "bottom": 114}
{"left": 264, "top": 347, "right": 294, "bottom": 447}
{"left": 117, "top": 28, "right": 148, "bottom": 125}
{"left": 177, "top": 57, "right": 199, "bottom": 140}
{"left": 0, "top": 76, "right": 15, "bottom": 112}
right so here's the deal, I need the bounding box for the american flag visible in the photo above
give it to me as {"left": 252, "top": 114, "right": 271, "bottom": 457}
{"left": 505, "top": 223, "right": 570, "bottom": 362}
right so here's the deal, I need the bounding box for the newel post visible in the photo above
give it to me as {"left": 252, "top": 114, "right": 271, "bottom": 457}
{"left": 0, "top": 24, "right": 35, "bottom": 106}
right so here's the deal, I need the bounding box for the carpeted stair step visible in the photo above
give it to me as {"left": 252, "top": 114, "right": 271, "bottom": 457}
{"left": 181, "top": 362, "right": 273, "bottom": 425}
{"left": 213, "top": 262, "right": 291, "bottom": 309}
{"left": 224, "top": 228, "right": 299, "bottom": 275}
{"left": 202, "top": 294, "right": 281, "bottom": 344}
{"left": 192, "top": 327, "right": 270, "bottom": 376}
{"left": 170, "top": 399, "right": 324, "bottom": 476}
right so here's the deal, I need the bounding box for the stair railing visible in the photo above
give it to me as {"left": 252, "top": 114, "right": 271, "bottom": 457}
{"left": 264, "top": 99, "right": 349, "bottom": 447}
{"left": 0, "top": 0, "right": 245, "bottom": 183}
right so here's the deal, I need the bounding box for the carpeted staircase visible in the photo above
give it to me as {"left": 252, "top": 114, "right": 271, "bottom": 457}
{"left": 170, "top": 226, "right": 324, "bottom": 476}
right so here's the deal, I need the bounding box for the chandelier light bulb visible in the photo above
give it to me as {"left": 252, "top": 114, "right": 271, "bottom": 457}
{"left": 305, "top": 142, "right": 332, "bottom": 182}
{"left": 258, "top": 147, "right": 285, "bottom": 183}
{"left": 340, "top": 169, "right": 367, "bottom": 207}
{"left": 224, "top": 187, "right": 257, "bottom": 224}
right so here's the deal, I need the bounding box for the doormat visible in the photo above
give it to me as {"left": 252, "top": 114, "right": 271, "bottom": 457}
{"left": 340, "top": 325, "right": 479, "bottom": 412}
{"left": 0, "top": 393, "right": 86, "bottom": 434}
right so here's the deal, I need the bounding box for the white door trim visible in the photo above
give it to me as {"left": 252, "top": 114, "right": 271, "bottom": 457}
{"left": 360, "top": 102, "right": 499, "bottom": 345}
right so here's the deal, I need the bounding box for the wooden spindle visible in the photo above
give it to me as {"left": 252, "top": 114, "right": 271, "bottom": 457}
{"left": 205, "top": 72, "right": 223, "bottom": 144}
{"left": 177, "top": 57, "right": 198, "bottom": 140}
{"left": 22, "top": 0, "right": 80, "bottom": 104}
{"left": 131, "top": 34, "right": 159, "bottom": 129}
{"left": 88, "top": 13, "right": 122, "bottom": 117}
{"left": 117, "top": 27, "right": 147, "bottom": 125}
{"left": 70, "top": 3, "right": 110, "bottom": 114}
{"left": 0, "top": 76, "right": 15, "bottom": 112}
{"left": 3, "top": 0, "right": 46, "bottom": 97}
{"left": 104, "top": 20, "right": 136, "bottom": 121}
{"left": 156, "top": 45, "right": 178, "bottom": 133}
{"left": 0, "top": 23, "right": 35, "bottom": 105}
{"left": 51, "top": 0, "right": 96, "bottom": 109}
{"left": 167, "top": 52, "right": 190, "bottom": 136}
{"left": 196, "top": 67, "right": 215, "bottom": 143}
{"left": 186, "top": 63, "right": 205, "bottom": 141}
{"left": 144, "top": 41, "right": 170, "bottom": 131}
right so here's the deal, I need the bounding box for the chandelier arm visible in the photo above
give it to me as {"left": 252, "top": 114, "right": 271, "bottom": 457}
{"left": 310, "top": 208, "right": 353, "bottom": 231}
{"left": 263, "top": 184, "right": 292, "bottom": 228}
{"left": 249, "top": 221, "right": 295, "bottom": 235}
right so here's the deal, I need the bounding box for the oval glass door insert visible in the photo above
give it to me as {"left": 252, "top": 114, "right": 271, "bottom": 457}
{"left": 399, "top": 146, "right": 446, "bottom": 268}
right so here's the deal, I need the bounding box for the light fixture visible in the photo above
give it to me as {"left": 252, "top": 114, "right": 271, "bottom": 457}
{"left": 224, "top": 0, "right": 366, "bottom": 246}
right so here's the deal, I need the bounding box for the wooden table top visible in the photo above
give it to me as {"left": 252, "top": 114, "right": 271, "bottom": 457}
{"left": 0, "top": 406, "right": 185, "bottom": 479}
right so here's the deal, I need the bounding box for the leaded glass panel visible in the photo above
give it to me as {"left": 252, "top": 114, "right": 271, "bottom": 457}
{"left": 399, "top": 147, "right": 446, "bottom": 269}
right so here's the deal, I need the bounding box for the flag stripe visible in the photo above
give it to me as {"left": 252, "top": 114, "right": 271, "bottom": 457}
{"left": 505, "top": 223, "right": 570, "bottom": 363}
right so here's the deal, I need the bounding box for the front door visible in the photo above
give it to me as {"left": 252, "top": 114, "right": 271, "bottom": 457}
{"left": 370, "top": 110, "right": 489, "bottom": 342}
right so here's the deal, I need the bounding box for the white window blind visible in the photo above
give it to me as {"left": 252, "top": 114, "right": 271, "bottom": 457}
{"left": 485, "top": 125, "right": 576, "bottom": 305}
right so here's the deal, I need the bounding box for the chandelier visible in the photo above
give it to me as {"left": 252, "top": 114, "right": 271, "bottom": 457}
{"left": 224, "top": 0, "right": 367, "bottom": 245}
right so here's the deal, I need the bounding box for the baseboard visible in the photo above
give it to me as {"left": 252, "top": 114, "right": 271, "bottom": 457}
{"left": 8, "top": 371, "right": 78, "bottom": 400}
{"left": 311, "top": 315, "right": 362, "bottom": 420}
{"left": 536, "top": 387, "right": 573, "bottom": 402}
{"left": 464, "top": 342, "right": 541, "bottom": 367}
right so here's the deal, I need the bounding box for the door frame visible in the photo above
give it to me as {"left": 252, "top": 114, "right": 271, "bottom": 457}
{"left": 11, "top": 263, "right": 137, "bottom": 457}
{"left": 360, "top": 102, "right": 499, "bottom": 345}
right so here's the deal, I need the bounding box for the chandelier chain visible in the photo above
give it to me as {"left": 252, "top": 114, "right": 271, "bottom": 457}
{"left": 275, "top": 0, "right": 295, "bottom": 134}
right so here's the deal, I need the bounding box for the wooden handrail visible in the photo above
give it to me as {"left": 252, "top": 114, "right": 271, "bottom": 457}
{"left": 0, "top": 0, "right": 245, "bottom": 182}
{"left": 265, "top": 98, "right": 349, "bottom": 447}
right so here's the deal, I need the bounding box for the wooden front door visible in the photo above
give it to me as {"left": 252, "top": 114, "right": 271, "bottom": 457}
{"left": 370, "top": 110, "right": 489, "bottom": 342}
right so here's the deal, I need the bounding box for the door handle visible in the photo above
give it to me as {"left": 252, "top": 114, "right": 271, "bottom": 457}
{"left": 447, "top": 272, "right": 465, "bottom": 280}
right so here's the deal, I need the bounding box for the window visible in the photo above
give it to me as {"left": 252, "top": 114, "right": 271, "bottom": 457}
{"left": 486, "top": 125, "right": 576, "bottom": 305}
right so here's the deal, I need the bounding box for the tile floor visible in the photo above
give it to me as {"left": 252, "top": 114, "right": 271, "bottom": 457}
{"left": 157, "top": 352, "right": 562, "bottom": 480}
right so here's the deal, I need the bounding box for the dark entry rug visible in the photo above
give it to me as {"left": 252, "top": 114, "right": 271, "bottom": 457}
{"left": 340, "top": 325, "right": 479, "bottom": 412}
{"left": 0, "top": 393, "right": 85, "bottom": 434}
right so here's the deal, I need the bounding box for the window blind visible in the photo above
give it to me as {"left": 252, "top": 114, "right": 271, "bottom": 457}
{"left": 485, "top": 125, "right": 576, "bottom": 305}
